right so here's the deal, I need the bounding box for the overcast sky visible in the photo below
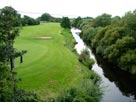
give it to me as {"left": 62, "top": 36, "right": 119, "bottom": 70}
{"left": 0, "top": 0, "right": 136, "bottom": 18}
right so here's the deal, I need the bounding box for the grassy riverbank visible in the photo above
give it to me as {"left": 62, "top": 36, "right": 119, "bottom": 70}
{"left": 14, "top": 23, "right": 102, "bottom": 101}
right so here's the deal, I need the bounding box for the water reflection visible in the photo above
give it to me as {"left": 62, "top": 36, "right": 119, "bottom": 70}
{"left": 71, "top": 28, "right": 136, "bottom": 102}
{"left": 95, "top": 54, "right": 136, "bottom": 100}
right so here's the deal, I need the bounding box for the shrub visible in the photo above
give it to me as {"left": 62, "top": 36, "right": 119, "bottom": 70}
{"left": 78, "top": 49, "right": 94, "bottom": 69}
{"left": 56, "top": 73, "right": 102, "bottom": 102}
{"left": 13, "top": 88, "right": 42, "bottom": 102}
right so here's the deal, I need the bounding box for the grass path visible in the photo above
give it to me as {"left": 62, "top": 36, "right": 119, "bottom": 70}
{"left": 14, "top": 23, "right": 87, "bottom": 98}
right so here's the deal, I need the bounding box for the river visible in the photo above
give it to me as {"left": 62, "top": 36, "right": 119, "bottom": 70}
{"left": 71, "top": 28, "right": 136, "bottom": 102}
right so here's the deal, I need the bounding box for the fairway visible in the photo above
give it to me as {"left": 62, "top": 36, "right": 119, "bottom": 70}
{"left": 15, "top": 23, "right": 85, "bottom": 98}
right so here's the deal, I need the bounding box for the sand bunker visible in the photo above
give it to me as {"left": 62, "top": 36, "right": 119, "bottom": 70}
{"left": 33, "top": 36, "right": 52, "bottom": 39}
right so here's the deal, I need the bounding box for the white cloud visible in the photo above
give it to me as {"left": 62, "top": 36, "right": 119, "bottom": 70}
{"left": 0, "top": 0, "right": 135, "bottom": 18}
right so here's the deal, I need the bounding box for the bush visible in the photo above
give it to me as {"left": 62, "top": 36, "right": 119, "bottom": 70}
{"left": 13, "top": 88, "right": 42, "bottom": 102}
{"left": 56, "top": 87, "right": 98, "bottom": 102}
{"left": 56, "top": 72, "right": 102, "bottom": 102}
{"left": 78, "top": 49, "right": 94, "bottom": 69}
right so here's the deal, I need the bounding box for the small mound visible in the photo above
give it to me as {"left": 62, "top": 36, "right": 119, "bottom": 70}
{"left": 33, "top": 36, "right": 52, "bottom": 39}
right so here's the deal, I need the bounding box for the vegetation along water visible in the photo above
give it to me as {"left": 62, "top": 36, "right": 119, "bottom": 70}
{"left": 71, "top": 28, "right": 136, "bottom": 102}
{"left": 72, "top": 10, "right": 136, "bottom": 102}
{"left": 1, "top": 6, "right": 136, "bottom": 102}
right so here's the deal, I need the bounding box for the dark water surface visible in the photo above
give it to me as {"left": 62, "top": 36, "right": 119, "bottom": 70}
{"left": 71, "top": 28, "right": 136, "bottom": 102}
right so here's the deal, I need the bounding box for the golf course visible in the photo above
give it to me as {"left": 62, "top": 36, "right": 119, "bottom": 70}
{"left": 14, "top": 23, "right": 90, "bottom": 99}
{"left": 1, "top": 3, "right": 136, "bottom": 102}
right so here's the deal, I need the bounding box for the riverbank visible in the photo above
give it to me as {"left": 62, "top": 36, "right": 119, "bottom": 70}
{"left": 72, "top": 28, "right": 136, "bottom": 102}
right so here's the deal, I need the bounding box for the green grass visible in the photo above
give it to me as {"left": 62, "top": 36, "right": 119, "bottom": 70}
{"left": 14, "top": 23, "right": 88, "bottom": 98}
{"left": 61, "top": 28, "right": 76, "bottom": 51}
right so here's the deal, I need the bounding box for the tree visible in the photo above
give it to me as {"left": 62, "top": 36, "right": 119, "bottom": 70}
{"left": 0, "top": 6, "right": 27, "bottom": 101}
{"left": 21, "top": 15, "right": 40, "bottom": 26}
{"left": 72, "top": 16, "right": 82, "bottom": 28}
{"left": 60, "top": 17, "right": 71, "bottom": 28}
{"left": 81, "top": 27, "right": 97, "bottom": 44}
{"left": 79, "top": 10, "right": 136, "bottom": 74}
{"left": 92, "top": 13, "right": 111, "bottom": 27}
{"left": 123, "top": 11, "right": 136, "bottom": 31}
{"left": 111, "top": 16, "right": 120, "bottom": 26}
{"left": 119, "top": 49, "right": 136, "bottom": 72}
{"left": 38, "top": 13, "right": 62, "bottom": 22}
{"left": 0, "top": 6, "right": 27, "bottom": 71}
{"left": 0, "top": 6, "right": 19, "bottom": 101}
{"left": 0, "top": 6, "right": 42, "bottom": 102}
{"left": 40, "top": 13, "right": 52, "bottom": 21}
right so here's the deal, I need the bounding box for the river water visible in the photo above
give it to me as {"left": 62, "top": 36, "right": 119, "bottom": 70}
{"left": 71, "top": 28, "right": 136, "bottom": 102}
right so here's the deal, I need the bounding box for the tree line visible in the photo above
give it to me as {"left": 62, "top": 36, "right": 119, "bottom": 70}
{"left": 0, "top": 6, "right": 41, "bottom": 102}
{"left": 21, "top": 12, "right": 62, "bottom": 26}
{"left": 74, "top": 11, "right": 136, "bottom": 74}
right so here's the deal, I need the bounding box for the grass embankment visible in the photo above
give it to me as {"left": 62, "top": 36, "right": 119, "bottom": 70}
{"left": 15, "top": 23, "right": 88, "bottom": 98}
{"left": 60, "top": 29, "right": 76, "bottom": 52}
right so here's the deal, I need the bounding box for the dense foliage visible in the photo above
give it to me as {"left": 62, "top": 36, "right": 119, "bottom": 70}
{"left": 40, "top": 13, "right": 51, "bottom": 21}
{"left": 79, "top": 11, "right": 136, "bottom": 74}
{"left": 13, "top": 89, "right": 41, "bottom": 102}
{"left": 0, "top": 6, "right": 41, "bottom": 102}
{"left": 47, "top": 72, "right": 102, "bottom": 102}
{"left": 91, "top": 13, "right": 111, "bottom": 27}
{"left": 60, "top": 17, "right": 71, "bottom": 28}
{"left": 72, "top": 16, "right": 82, "bottom": 28}
{"left": 21, "top": 15, "right": 40, "bottom": 26}
{"left": 38, "top": 12, "right": 61, "bottom": 22}
{"left": 79, "top": 49, "right": 94, "bottom": 69}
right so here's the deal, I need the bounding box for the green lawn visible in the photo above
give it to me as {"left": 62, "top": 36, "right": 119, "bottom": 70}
{"left": 14, "top": 23, "right": 87, "bottom": 98}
